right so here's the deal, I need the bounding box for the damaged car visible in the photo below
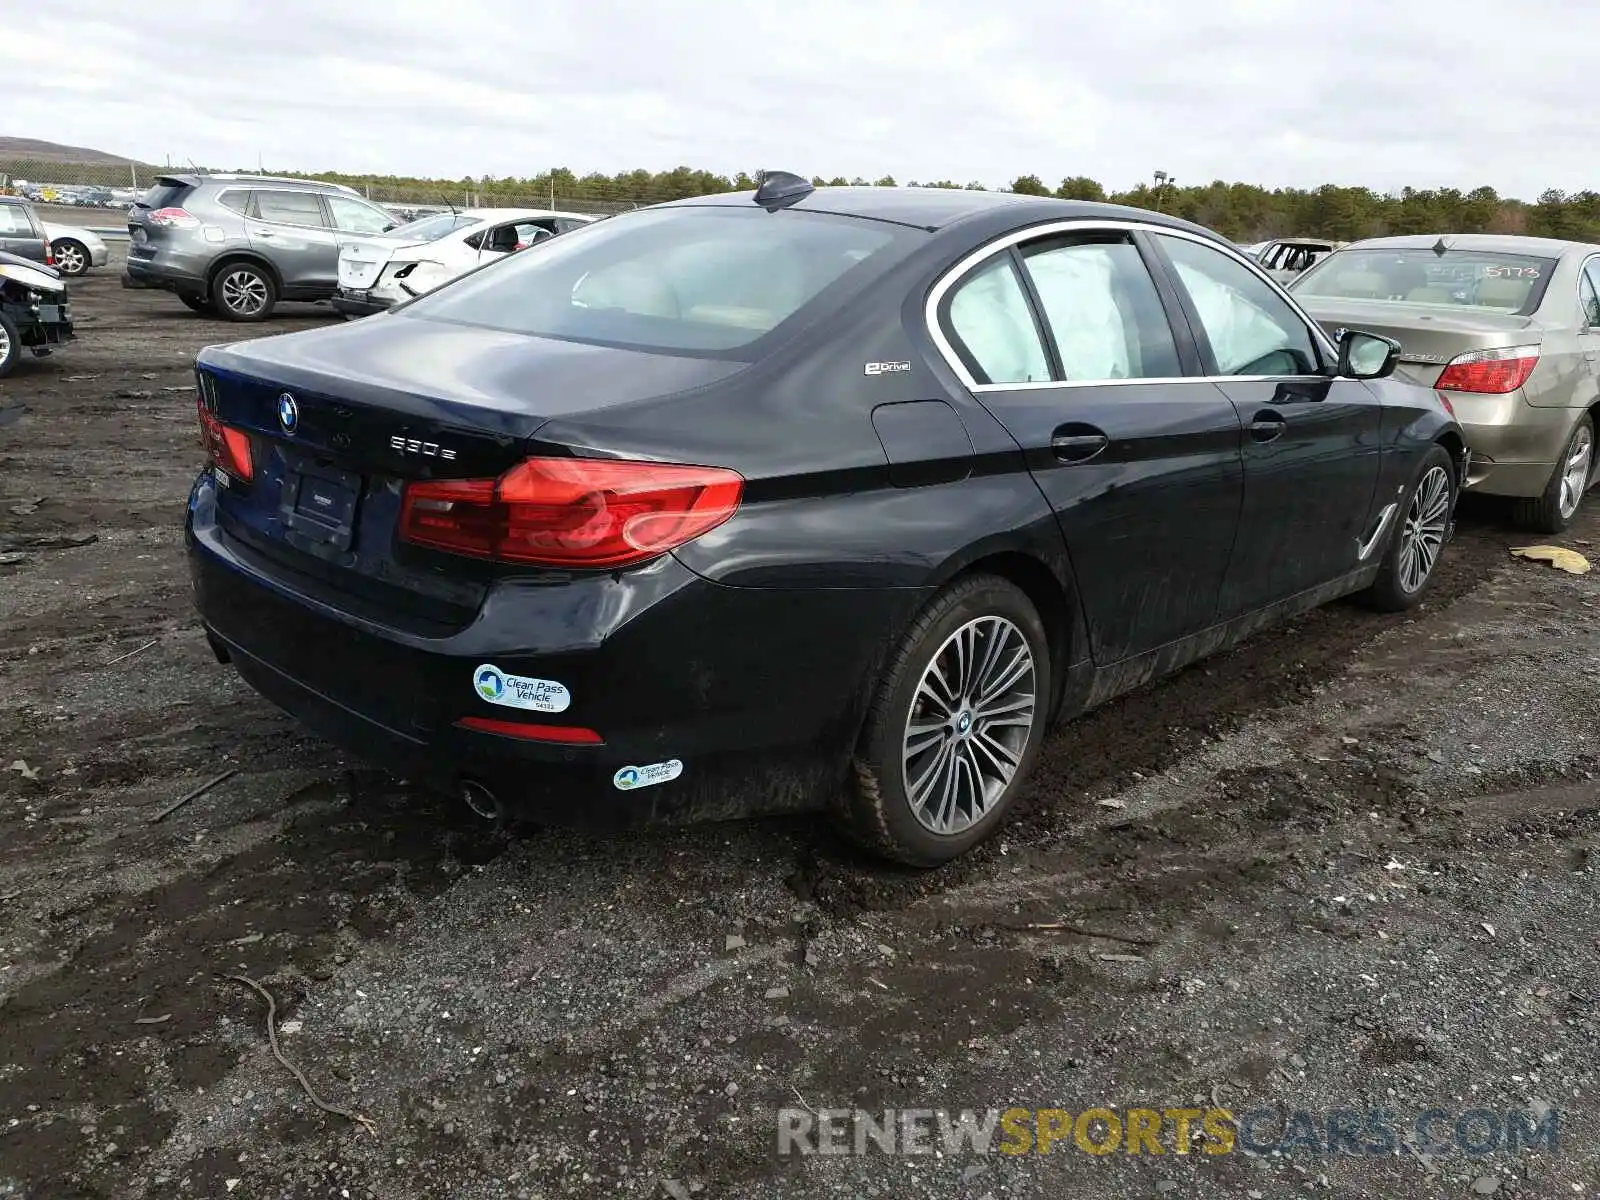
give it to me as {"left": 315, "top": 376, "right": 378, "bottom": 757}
{"left": 331, "top": 208, "right": 595, "bottom": 318}
{"left": 0, "top": 250, "right": 73, "bottom": 378}
{"left": 186, "top": 176, "right": 1466, "bottom": 865}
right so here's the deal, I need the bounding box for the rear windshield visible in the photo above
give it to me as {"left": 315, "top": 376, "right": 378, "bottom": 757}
{"left": 1293, "top": 248, "right": 1557, "bottom": 315}
{"left": 401, "top": 206, "right": 914, "bottom": 357}
{"left": 385, "top": 212, "right": 476, "bottom": 242}
{"left": 137, "top": 179, "right": 193, "bottom": 211}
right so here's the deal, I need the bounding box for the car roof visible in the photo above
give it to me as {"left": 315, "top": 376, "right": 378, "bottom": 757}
{"left": 660, "top": 185, "right": 1219, "bottom": 237}
{"left": 1342, "top": 233, "right": 1600, "bottom": 257}
{"left": 158, "top": 173, "right": 364, "bottom": 197}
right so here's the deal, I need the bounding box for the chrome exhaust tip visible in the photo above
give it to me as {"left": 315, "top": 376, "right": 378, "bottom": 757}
{"left": 460, "top": 779, "right": 502, "bottom": 822}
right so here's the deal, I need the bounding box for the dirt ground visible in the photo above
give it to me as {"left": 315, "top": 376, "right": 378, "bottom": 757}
{"left": 4, "top": 253, "right": 1600, "bottom": 1200}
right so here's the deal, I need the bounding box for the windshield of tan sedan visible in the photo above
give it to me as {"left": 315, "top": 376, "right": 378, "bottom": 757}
{"left": 402, "top": 206, "right": 912, "bottom": 357}
{"left": 1292, "top": 248, "right": 1557, "bottom": 315}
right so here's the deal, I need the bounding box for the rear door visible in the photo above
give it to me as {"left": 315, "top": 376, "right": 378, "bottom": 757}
{"left": 245, "top": 189, "right": 340, "bottom": 293}
{"left": 936, "top": 228, "right": 1244, "bottom": 664}
{"left": 1145, "top": 231, "right": 1383, "bottom": 615}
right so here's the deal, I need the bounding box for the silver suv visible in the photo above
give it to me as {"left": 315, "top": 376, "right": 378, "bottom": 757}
{"left": 123, "top": 174, "right": 399, "bottom": 321}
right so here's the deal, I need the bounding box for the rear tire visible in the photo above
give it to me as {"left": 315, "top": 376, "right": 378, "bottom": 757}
{"left": 1513, "top": 415, "right": 1593, "bottom": 534}
{"left": 211, "top": 261, "right": 277, "bottom": 322}
{"left": 0, "top": 310, "right": 19, "bottom": 379}
{"left": 835, "top": 574, "right": 1051, "bottom": 866}
{"left": 1360, "top": 444, "right": 1456, "bottom": 612}
{"left": 178, "top": 293, "right": 216, "bottom": 315}
{"left": 51, "top": 239, "right": 90, "bottom": 277}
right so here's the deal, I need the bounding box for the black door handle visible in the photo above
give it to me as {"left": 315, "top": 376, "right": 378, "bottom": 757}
{"left": 1249, "top": 411, "right": 1287, "bottom": 443}
{"left": 1051, "top": 425, "right": 1109, "bottom": 463}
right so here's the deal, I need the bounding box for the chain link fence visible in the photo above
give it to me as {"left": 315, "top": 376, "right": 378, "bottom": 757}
{"left": 0, "top": 156, "right": 725, "bottom": 219}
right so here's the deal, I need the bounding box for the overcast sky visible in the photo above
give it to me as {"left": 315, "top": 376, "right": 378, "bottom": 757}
{"left": 3, "top": 0, "right": 1591, "bottom": 199}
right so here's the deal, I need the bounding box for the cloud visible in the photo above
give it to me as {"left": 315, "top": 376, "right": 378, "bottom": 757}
{"left": 3, "top": 0, "right": 1595, "bottom": 199}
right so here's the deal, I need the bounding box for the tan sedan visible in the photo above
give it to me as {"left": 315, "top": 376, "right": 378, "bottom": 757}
{"left": 1291, "top": 234, "right": 1600, "bottom": 532}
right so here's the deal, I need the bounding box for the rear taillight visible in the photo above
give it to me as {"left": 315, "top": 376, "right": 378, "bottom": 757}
{"left": 1435, "top": 345, "right": 1539, "bottom": 395}
{"left": 148, "top": 207, "right": 200, "bottom": 229}
{"left": 399, "top": 457, "right": 744, "bottom": 568}
{"left": 196, "top": 392, "right": 254, "bottom": 482}
{"left": 42, "top": 239, "right": 52, "bottom": 266}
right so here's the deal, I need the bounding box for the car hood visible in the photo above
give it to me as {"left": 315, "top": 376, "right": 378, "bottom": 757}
{"left": 0, "top": 253, "right": 65, "bottom": 293}
{"left": 196, "top": 310, "right": 748, "bottom": 430}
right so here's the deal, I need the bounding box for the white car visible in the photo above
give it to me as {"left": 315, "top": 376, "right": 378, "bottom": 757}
{"left": 332, "top": 208, "right": 595, "bottom": 318}
{"left": 42, "top": 222, "right": 110, "bottom": 278}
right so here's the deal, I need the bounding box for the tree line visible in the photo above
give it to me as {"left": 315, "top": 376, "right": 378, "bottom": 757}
{"left": 287, "top": 168, "right": 1600, "bottom": 243}
{"left": 12, "top": 155, "right": 1600, "bottom": 242}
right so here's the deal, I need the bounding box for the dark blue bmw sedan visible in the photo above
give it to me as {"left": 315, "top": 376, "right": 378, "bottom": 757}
{"left": 186, "top": 173, "right": 1467, "bottom": 864}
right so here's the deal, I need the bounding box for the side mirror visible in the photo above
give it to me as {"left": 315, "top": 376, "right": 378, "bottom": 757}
{"left": 1336, "top": 328, "right": 1400, "bottom": 380}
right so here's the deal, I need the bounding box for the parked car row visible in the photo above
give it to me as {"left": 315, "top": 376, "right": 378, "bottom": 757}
{"left": 10, "top": 183, "right": 135, "bottom": 209}
{"left": 121, "top": 173, "right": 592, "bottom": 321}
{"left": 183, "top": 175, "right": 1472, "bottom": 866}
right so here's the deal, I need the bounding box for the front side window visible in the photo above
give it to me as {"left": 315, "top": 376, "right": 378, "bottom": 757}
{"left": 406, "top": 206, "right": 910, "bottom": 357}
{"left": 326, "top": 195, "right": 393, "bottom": 234}
{"left": 945, "top": 256, "right": 1050, "bottom": 385}
{"left": 251, "top": 190, "right": 328, "bottom": 228}
{"left": 1155, "top": 234, "right": 1321, "bottom": 376}
{"left": 1020, "top": 238, "right": 1181, "bottom": 381}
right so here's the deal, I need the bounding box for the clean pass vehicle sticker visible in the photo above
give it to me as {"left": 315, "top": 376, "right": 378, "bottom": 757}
{"left": 613, "top": 760, "right": 684, "bottom": 790}
{"left": 473, "top": 664, "right": 571, "bottom": 713}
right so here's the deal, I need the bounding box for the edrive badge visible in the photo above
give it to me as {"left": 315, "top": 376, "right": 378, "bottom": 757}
{"left": 277, "top": 392, "right": 299, "bottom": 435}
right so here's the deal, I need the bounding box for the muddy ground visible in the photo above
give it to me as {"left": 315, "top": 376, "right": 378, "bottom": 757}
{"left": 3, "top": 254, "right": 1600, "bottom": 1199}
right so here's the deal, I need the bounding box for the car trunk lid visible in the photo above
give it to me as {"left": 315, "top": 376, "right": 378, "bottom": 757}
{"left": 338, "top": 238, "right": 427, "bottom": 290}
{"left": 1296, "top": 298, "right": 1541, "bottom": 386}
{"left": 196, "top": 313, "right": 746, "bottom": 625}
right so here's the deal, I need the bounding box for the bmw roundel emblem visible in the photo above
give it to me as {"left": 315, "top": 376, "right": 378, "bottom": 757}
{"left": 277, "top": 392, "right": 299, "bottom": 435}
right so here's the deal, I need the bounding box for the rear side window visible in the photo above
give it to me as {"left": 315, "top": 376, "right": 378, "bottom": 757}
{"left": 216, "top": 190, "right": 251, "bottom": 214}
{"left": 1020, "top": 238, "right": 1182, "bottom": 380}
{"left": 404, "top": 207, "right": 910, "bottom": 357}
{"left": 250, "top": 190, "right": 328, "bottom": 228}
{"left": 326, "top": 195, "right": 393, "bottom": 234}
{"left": 945, "top": 257, "right": 1051, "bottom": 385}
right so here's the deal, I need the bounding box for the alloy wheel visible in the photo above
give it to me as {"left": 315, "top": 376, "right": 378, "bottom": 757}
{"left": 0, "top": 322, "right": 10, "bottom": 368}
{"left": 219, "top": 270, "right": 269, "bottom": 317}
{"left": 1398, "top": 464, "right": 1452, "bottom": 594}
{"left": 53, "top": 243, "right": 86, "bottom": 275}
{"left": 902, "top": 615, "right": 1036, "bottom": 835}
{"left": 1559, "top": 424, "right": 1593, "bottom": 520}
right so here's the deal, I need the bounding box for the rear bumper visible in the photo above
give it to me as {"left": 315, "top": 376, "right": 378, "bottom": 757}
{"left": 1450, "top": 391, "right": 1578, "bottom": 498}
{"left": 331, "top": 290, "right": 392, "bottom": 319}
{"left": 124, "top": 255, "right": 208, "bottom": 294}
{"left": 184, "top": 473, "right": 915, "bottom": 827}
